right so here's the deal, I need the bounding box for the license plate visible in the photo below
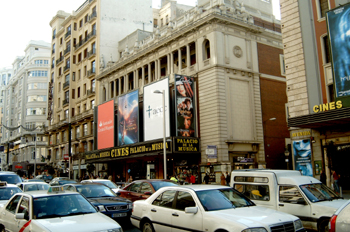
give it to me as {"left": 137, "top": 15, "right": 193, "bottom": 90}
{"left": 113, "top": 213, "right": 127, "bottom": 217}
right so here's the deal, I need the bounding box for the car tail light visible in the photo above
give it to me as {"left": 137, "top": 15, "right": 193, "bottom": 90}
{"left": 329, "top": 215, "right": 337, "bottom": 232}
{"left": 132, "top": 203, "right": 134, "bottom": 212}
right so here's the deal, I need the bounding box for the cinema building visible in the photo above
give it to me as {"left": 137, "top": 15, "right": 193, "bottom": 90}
{"left": 85, "top": 0, "right": 288, "bottom": 183}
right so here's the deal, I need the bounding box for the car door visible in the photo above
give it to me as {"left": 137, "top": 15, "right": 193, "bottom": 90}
{"left": 149, "top": 190, "right": 176, "bottom": 232}
{"left": 171, "top": 191, "right": 202, "bottom": 232}
{"left": 2, "top": 195, "right": 22, "bottom": 232}
{"left": 16, "top": 196, "right": 31, "bottom": 231}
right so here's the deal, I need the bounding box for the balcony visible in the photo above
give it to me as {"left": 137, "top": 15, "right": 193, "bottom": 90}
{"left": 63, "top": 99, "right": 69, "bottom": 106}
{"left": 89, "top": 11, "right": 97, "bottom": 22}
{"left": 87, "top": 89, "right": 95, "bottom": 97}
{"left": 87, "top": 49, "right": 96, "bottom": 59}
{"left": 74, "top": 30, "right": 96, "bottom": 51}
{"left": 65, "top": 30, "right": 71, "bottom": 39}
{"left": 64, "top": 65, "right": 70, "bottom": 73}
{"left": 64, "top": 47, "right": 71, "bottom": 56}
{"left": 63, "top": 81, "right": 70, "bottom": 89}
{"left": 87, "top": 69, "right": 95, "bottom": 78}
{"left": 56, "top": 56, "right": 64, "bottom": 65}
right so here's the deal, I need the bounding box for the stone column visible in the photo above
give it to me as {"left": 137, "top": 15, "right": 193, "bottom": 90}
{"left": 148, "top": 63, "right": 151, "bottom": 82}
{"left": 178, "top": 49, "right": 182, "bottom": 73}
{"left": 142, "top": 66, "right": 145, "bottom": 86}
{"left": 170, "top": 52, "right": 174, "bottom": 74}
{"left": 186, "top": 44, "right": 190, "bottom": 69}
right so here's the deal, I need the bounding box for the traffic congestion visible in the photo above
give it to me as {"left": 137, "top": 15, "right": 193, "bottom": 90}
{"left": 1, "top": 170, "right": 350, "bottom": 232}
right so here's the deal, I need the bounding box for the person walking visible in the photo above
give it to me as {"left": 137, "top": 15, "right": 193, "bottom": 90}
{"left": 220, "top": 173, "right": 226, "bottom": 185}
{"left": 225, "top": 171, "right": 231, "bottom": 186}
{"left": 170, "top": 175, "right": 178, "bottom": 183}
{"left": 320, "top": 169, "right": 327, "bottom": 185}
{"left": 332, "top": 170, "right": 340, "bottom": 194}
{"left": 190, "top": 173, "right": 196, "bottom": 184}
{"left": 203, "top": 173, "right": 210, "bottom": 184}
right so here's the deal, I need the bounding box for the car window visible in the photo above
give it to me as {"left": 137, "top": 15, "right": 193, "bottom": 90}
{"left": 152, "top": 190, "right": 176, "bottom": 208}
{"left": 279, "top": 186, "right": 305, "bottom": 204}
{"left": 6, "top": 195, "right": 22, "bottom": 214}
{"left": 152, "top": 181, "right": 178, "bottom": 191}
{"left": 234, "top": 184, "right": 270, "bottom": 201}
{"left": 175, "top": 191, "right": 196, "bottom": 210}
{"left": 140, "top": 183, "right": 153, "bottom": 194}
{"left": 0, "top": 187, "right": 22, "bottom": 200}
{"left": 65, "top": 185, "right": 76, "bottom": 192}
{"left": 17, "top": 196, "right": 30, "bottom": 220}
{"left": 129, "top": 182, "right": 141, "bottom": 193}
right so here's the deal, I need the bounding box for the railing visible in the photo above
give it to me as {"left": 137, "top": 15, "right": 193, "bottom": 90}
{"left": 64, "top": 47, "right": 71, "bottom": 56}
{"left": 87, "top": 89, "right": 95, "bottom": 96}
{"left": 65, "top": 30, "right": 71, "bottom": 39}
{"left": 89, "top": 11, "right": 97, "bottom": 22}
{"left": 63, "top": 99, "right": 69, "bottom": 106}
{"left": 74, "top": 30, "right": 96, "bottom": 50}
{"left": 56, "top": 56, "right": 64, "bottom": 65}
{"left": 64, "top": 65, "right": 70, "bottom": 72}
{"left": 88, "top": 49, "right": 96, "bottom": 58}
{"left": 63, "top": 81, "right": 70, "bottom": 89}
{"left": 87, "top": 69, "right": 95, "bottom": 77}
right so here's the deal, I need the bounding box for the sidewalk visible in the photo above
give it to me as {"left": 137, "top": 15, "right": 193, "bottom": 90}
{"left": 341, "top": 189, "right": 350, "bottom": 199}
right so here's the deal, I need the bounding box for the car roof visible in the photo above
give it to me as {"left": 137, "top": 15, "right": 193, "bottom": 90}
{"left": 159, "top": 184, "right": 232, "bottom": 191}
{"left": 64, "top": 182, "right": 105, "bottom": 187}
{"left": 0, "top": 184, "right": 19, "bottom": 188}
{"left": 132, "top": 179, "right": 172, "bottom": 183}
{"left": 16, "top": 189, "right": 79, "bottom": 198}
{"left": 21, "top": 182, "right": 49, "bottom": 185}
{"left": 0, "top": 172, "right": 18, "bottom": 175}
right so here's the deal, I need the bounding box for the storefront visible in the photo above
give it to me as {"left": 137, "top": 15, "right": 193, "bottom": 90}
{"left": 85, "top": 137, "right": 200, "bottom": 183}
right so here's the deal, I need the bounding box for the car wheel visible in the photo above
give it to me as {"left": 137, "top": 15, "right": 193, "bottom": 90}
{"left": 142, "top": 221, "right": 155, "bottom": 232}
{"left": 319, "top": 219, "right": 329, "bottom": 232}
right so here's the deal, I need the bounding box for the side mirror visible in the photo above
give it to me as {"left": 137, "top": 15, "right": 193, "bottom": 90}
{"left": 185, "top": 206, "right": 198, "bottom": 214}
{"left": 297, "top": 198, "right": 307, "bottom": 205}
{"left": 15, "top": 213, "right": 25, "bottom": 219}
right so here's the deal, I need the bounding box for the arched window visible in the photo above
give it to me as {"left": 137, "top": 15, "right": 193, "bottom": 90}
{"left": 103, "top": 87, "right": 106, "bottom": 102}
{"left": 203, "top": 39, "right": 211, "bottom": 60}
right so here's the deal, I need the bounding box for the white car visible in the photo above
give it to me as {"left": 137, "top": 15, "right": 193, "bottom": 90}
{"left": 0, "top": 186, "right": 123, "bottom": 232}
{"left": 0, "top": 182, "right": 22, "bottom": 206}
{"left": 17, "top": 182, "right": 50, "bottom": 192}
{"left": 131, "top": 184, "right": 305, "bottom": 232}
{"left": 81, "top": 179, "right": 120, "bottom": 193}
{"left": 329, "top": 200, "right": 350, "bottom": 232}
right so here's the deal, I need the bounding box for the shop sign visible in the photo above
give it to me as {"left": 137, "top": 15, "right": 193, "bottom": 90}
{"left": 174, "top": 138, "right": 199, "bottom": 152}
{"left": 15, "top": 165, "right": 23, "bottom": 169}
{"left": 206, "top": 145, "right": 217, "bottom": 158}
{"left": 312, "top": 101, "right": 342, "bottom": 113}
{"left": 73, "top": 164, "right": 87, "bottom": 170}
{"left": 86, "top": 141, "right": 171, "bottom": 160}
{"left": 291, "top": 130, "right": 311, "bottom": 138}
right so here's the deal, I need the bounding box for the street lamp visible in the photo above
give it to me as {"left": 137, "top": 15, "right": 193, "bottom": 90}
{"left": 153, "top": 89, "right": 167, "bottom": 179}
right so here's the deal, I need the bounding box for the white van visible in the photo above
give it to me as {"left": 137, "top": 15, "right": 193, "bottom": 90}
{"left": 231, "top": 169, "right": 348, "bottom": 232}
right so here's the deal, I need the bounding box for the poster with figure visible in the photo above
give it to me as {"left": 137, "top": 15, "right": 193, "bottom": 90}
{"left": 97, "top": 100, "right": 115, "bottom": 150}
{"left": 327, "top": 4, "right": 350, "bottom": 97}
{"left": 175, "top": 74, "right": 196, "bottom": 137}
{"left": 118, "top": 90, "right": 139, "bottom": 146}
{"left": 293, "top": 139, "right": 313, "bottom": 177}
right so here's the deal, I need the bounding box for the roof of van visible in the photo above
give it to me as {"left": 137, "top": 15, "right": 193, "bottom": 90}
{"left": 231, "top": 169, "right": 321, "bottom": 185}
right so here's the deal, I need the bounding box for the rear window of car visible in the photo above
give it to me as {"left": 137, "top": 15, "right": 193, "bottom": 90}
{"left": 0, "top": 175, "right": 22, "bottom": 184}
{"left": 152, "top": 181, "right": 178, "bottom": 191}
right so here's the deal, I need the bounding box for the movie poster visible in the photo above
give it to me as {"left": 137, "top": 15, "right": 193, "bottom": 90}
{"left": 293, "top": 139, "right": 313, "bottom": 177}
{"left": 97, "top": 100, "right": 115, "bottom": 150}
{"left": 327, "top": 4, "right": 350, "bottom": 97}
{"left": 175, "top": 75, "right": 195, "bottom": 137}
{"left": 118, "top": 90, "right": 139, "bottom": 146}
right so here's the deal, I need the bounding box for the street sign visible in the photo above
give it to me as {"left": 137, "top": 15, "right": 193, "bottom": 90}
{"left": 64, "top": 154, "right": 69, "bottom": 160}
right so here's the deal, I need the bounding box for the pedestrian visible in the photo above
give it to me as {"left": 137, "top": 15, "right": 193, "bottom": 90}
{"left": 220, "top": 173, "right": 226, "bottom": 185}
{"left": 104, "top": 174, "right": 108, "bottom": 179}
{"left": 108, "top": 175, "right": 113, "bottom": 181}
{"left": 170, "top": 175, "right": 178, "bottom": 183}
{"left": 127, "top": 175, "right": 133, "bottom": 183}
{"left": 190, "top": 173, "right": 196, "bottom": 184}
{"left": 320, "top": 168, "right": 327, "bottom": 185}
{"left": 332, "top": 170, "right": 340, "bottom": 194}
{"left": 225, "top": 171, "right": 230, "bottom": 186}
{"left": 203, "top": 173, "right": 209, "bottom": 184}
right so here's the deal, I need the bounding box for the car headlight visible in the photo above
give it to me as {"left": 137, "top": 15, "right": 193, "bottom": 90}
{"left": 241, "top": 228, "right": 267, "bottom": 232}
{"left": 294, "top": 219, "right": 303, "bottom": 231}
{"left": 97, "top": 205, "right": 106, "bottom": 212}
{"left": 128, "top": 203, "right": 133, "bottom": 209}
{"left": 96, "top": 228, "right": 123, "bottom": 232}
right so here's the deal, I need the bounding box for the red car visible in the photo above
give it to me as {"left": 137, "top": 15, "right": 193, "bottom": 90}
{"left": 118, "top": 179, "right": 178, "bottom": 202}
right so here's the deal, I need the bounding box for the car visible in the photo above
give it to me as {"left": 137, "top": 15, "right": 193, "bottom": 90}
{"left": 35, "top": 174, "right": 53, "bottom": 183}
{"left": 118, "top": 179, "right": 178, "bottom": 202}
{"left": 17, "top": 182, "right": 50, "bottom": 192}
{"left": 0, "top": 171, "right": 22, "bottom": 184}
{"left": 329, "top": 200, "right": 350, "bottom": 232}
{"left": 23, "top": 178, "right": 45, "bottom": 182}
{"left": 49, "top": 177, "right": 78, "bottom": 186}
{"left": 0, "top": 181, "right": 22, "bottom": 206}
{"left": 0, "top": 186, "right": 123, "bottom": 232}
{"left": 63, "top": 182, "right": 133, "bottom": 222}
{"left": 81, "top": 179, "right": 120, "bottom": 193}
{"left": 131, "top": 184, "right": 305, "bottom": 232}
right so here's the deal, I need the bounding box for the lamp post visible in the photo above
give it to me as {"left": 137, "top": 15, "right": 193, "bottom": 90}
{"left": 153, "top": 89, "right": 167, "bottom": 179}
{"left": 34, "top": 131, "right": 37, "bottom": 177}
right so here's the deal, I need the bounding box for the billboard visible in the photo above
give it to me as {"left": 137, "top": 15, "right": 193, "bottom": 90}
{"left": 97, "top": 100, "right": 115, "bottom": 150}
{"left": 327, "top": 4, "right": 350, "bottom": 98}
{"left": 118, "top": 90, "right": 139, "bottom": 146}
{"left": 143, "top": 78, "right": 170, "bottom": 141}
{"left": 175, "top": 75, "right": 196, "bottom": 137}
{"left": 293, "top": 139, "right": 313, "bottom": 177}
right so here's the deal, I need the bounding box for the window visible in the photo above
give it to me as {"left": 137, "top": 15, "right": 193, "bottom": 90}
{"left": 72, "top": 89, "right": 75, "bottom": 99}
{"left": 27, "top": 95, "right": 47, "bottom": 102}
{"left": 26, "top": 108, "right": 46, "bottom": 115}
{"left": 78, "top": 53, "right": 82, "bottom": 62}
{"left": 175, "top": 191, "right": 196, "bottom": 210}
{"left": 91, "top": 60, "right": 96, "bottom": 73}
{"left": 6, "top": 195, "right": 21, "bottom": 214}
{"left": 203, "top": 39, "right": 210, "bottom": 60}
{"left": 91, "top": 79, "right": 95, "bottom": 91}
{"left": 140, "top": 183, "right": 152, "bottom": 194}
{"left": 78, "top": 69, "right": 81, "bottom": 80}
{"left": 28, "top": 71, "right": 48, "bottom": 77}
{"left": 60, "top": 37, "right": 63, "bottom": 45}
{"left": 279, "top": 54, "right": 286, "bottom": 76}
{"left": 65, "top": 109, "right": 69, "bottom": 119}
{"left": 53, "top": 29, "right": 56, "bottom": 39}
{"left": 83, "top": 84, "right": 86, "bottom": 95}
{"left": 74, "top": 23, "right": 77, "bottom": 30}
{"left": 317, "top": 0, "right": 329, "bottom": 19}
{"left": 79, "top": 19, "right": 83, "bottom": 27}
{"left": 84, "top": 66, "right": 87, "bottom": 76}
{"left": 65, "top": 90, "right": 69, "bottom": 100}
{"left": 234, "top": 184, "right": 270, "bottom": 201}
{"left": 78, "top": 87, "right": 80, "bottom": 98}
{"left": 28, "top": 83, "right": 47, "bottom": 90}
{"left": 152, "top": 190, "right": 176, "bottom": 208}
{"left": 161, "top": 18, "right": 163, "bottom": 27}
{"left": 85, "top": 14, "right": 88, "bottom": 23}
{"left": 76, "top": 126, "right": 80, "bottom": 138}
{"left": 322, "top": 35, "right": 331, "bottom": 64}
{"left": 91, "top": 100, "right": 95, "bottom": 109}
{"left": 52, "top": 43, "right": 55, "bottom": 54}
{"left": 83, "top": 123, "right": 88, "bottom": 136}
{"left": 279, "top": 186, "right": 306, "bottom": 204}
{"left": 84, "top": 49, "right": 88, "bottom": 59}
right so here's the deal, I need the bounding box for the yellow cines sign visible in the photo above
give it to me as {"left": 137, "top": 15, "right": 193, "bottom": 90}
{"left": 313, "top": 101, "right": 342, "bottom": 113}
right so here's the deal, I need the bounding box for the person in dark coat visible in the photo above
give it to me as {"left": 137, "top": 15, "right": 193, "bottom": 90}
{"left": 320, "top": 169, "right": 327, "bottom": 185}
{"left": 203, "top": 173, "right": 210, "bottom": 184}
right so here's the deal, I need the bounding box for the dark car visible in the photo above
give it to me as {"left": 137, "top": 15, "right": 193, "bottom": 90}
{"left": 0, "top": 171, "right": 22, "bottom": 184}
{"left": 63, "top": 183, "right": 132, "bottom": 222}
{"left": 118, "top": 179, "right": 178, "bottom": 202}
{"left": 49, "top": 177, "right": 78, "bottom": 186}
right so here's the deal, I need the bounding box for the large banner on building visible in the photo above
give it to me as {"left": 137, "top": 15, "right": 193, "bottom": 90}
{"left": 143, "top": 78, "right": 170, "bottom": 141}
{"left": 293, "top": 139, "right": 313, "bottom": 176}
{"left": 97, "top": 100, "right": 115, "bottom": 150}
{"left": 327, "top": 4, "right": 350, "bottom": 97}
{"left": 118, "top": 90, "right": 139, "bottom": 146}
{"left": 175, "top": 75, "right": 195, "bottom": 137}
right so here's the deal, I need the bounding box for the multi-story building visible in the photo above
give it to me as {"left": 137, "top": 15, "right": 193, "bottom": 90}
{"left": 0, "top": 67, "right": 12, "bottom": 170}
{"left": 47, "top": 0, "right": 153, "bottom": 179}
{"left": 280, "top": 0, "right": 350, "bottom": 189}
{"left": 88, "top": 0, "right": 287, "bottom": 183}
{"left": 1, "top": 40, "right": 50, "bottom": 175}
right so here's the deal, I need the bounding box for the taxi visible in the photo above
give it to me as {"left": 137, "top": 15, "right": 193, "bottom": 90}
{"left": 0, "top": 181, "right": 22, "bottom": 206}
{"left": 0, "top": 186, "right": 123, "bottom": 232}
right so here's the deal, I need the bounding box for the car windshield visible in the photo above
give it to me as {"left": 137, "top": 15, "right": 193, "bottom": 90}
{"left": 24, "top": 184, "right": 49, "bottom": 191}
{"left": 33, "top": 194, "right": 97, "bottom": 219}
{"left": 0, "top": 175, "right": 22, "bottom": 184}
{"left": 0, "top": 187, "right": 22, "bottom": 200}
{"left": 76, "top": 185, "right": 116, "bottom": 198}
{"left": 94, "top": 180, "right": 118, "bottom": 189}
{"left": 58, "top": 180, "right": 78, "bottom": 185}
{"left": 300, "top": 183, "right": 340, "bottom": 202}
{"left": 196, "top": 188, "right": 255, "bottom": 211}
{"left": 152, "top": 181, "right": 178, "bottom": 191}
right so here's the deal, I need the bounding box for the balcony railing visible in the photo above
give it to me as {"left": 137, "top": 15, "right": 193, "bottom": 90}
{"left": 89, "top": 11, "right": 97, "bottom": 22}
{"left": 87, "top": 69, "right": 96, "bottom": 77}
{"left": 74, "top": 30, "right": 96, "bottom": 50}
{"left": 63, "top": 99, "right": 69, "bottom": 106}
{"left": 87, "top": 89, "right": 95, "bottom": 96}
{"left": 56, "top": 56, "right": 64, "bottom": 65}
{"left": 88, "top": 49, "right": 96, "bottom": 59}
{"left": 64, "top": 65, "right": 70, "bottom": 72}
{"left": 64, "top": 47, "right": 71, "bottom": 56}
{"left": 63, "top": 81, "right": 70, "bottom": 89}
{"left": 65, "top": 30, "right": 71, "bottom": 39}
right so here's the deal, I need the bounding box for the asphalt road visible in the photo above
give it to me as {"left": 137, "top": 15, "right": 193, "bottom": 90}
{"left": 119, "top": 220, "right": 141, "bottom": 232}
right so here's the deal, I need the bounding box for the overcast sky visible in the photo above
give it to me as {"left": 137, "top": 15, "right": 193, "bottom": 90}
{"left": 0, "top": 0, "right": 280, "bottom": 69}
